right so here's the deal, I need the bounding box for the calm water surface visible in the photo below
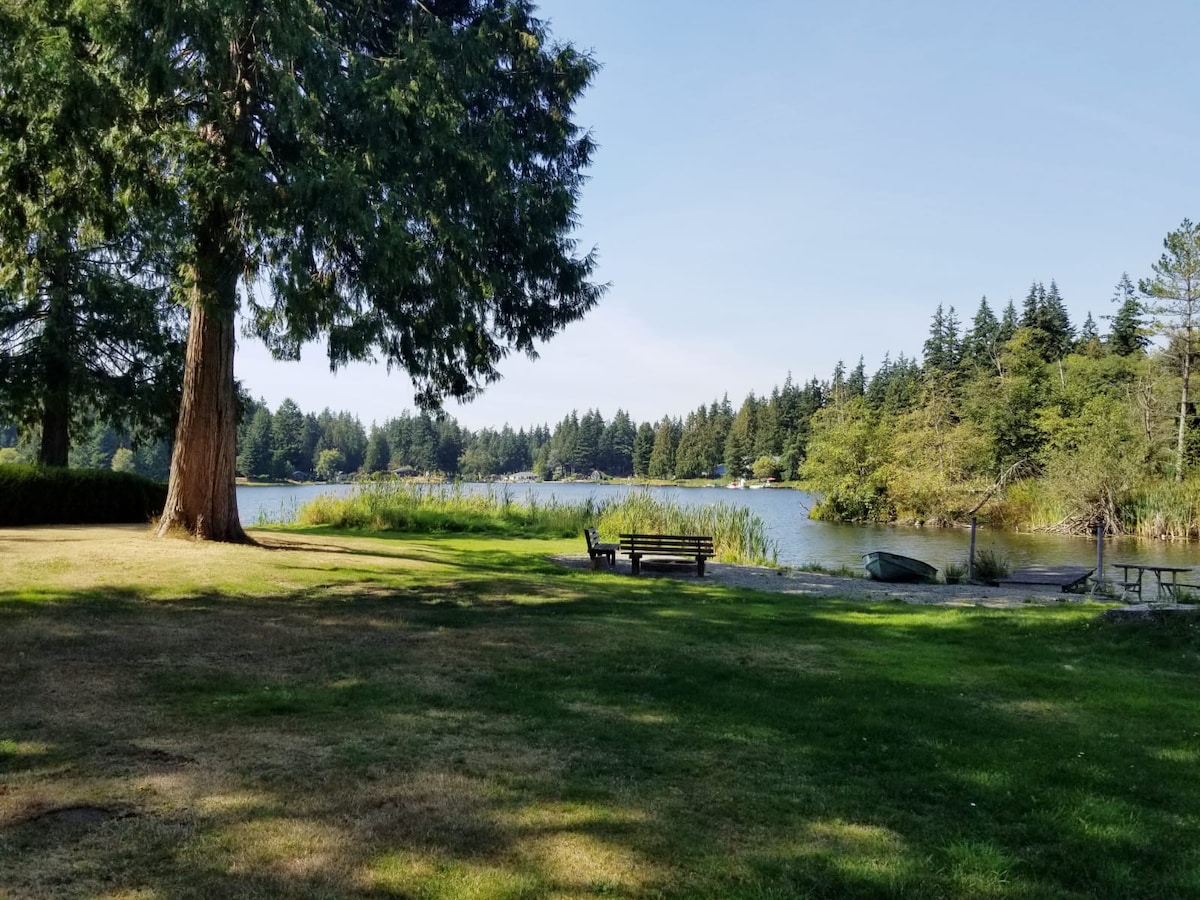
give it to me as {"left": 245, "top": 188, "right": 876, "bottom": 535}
{"left": 238, "top": 481, "right": 1200, "bottom": 577}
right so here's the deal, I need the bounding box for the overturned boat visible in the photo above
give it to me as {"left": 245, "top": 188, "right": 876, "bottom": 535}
{"left": 863, "top": 551, "right": 938, "bottom": 583}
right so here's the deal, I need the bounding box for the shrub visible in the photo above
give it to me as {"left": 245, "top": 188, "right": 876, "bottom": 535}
{"left": 942, "top": 561, "right": 967, "bottom": 585}
{"left": 971, "top": 546, "right": 1011, "bottom": 584}
{"left": 0, "top": 464, "right": 167, "bottom": 526}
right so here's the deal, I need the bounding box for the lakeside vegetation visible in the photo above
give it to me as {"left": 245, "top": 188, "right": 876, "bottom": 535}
{"left": 2, "top": 525, "right": 1199, "bottom": 898}
{"left": 296, "top": 482, "right": 780, "bottom": 566}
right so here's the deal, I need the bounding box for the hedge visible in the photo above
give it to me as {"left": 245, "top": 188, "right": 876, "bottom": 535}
{"left": 0, "top": 465, "right": 168, "bottom": 526}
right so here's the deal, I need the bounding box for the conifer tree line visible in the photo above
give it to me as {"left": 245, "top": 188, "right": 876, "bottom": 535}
{"left": 5, "top": 215, "right": 1200, "bottom": 535}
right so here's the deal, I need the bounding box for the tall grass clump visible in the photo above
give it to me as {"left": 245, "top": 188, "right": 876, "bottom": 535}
{"left": 296, "top": 483, "right": 778, "bottom": 566}
{"left": 597, "top": 491, "right": 778, "bottom": 566}
{"left": 971, "top": 546, "right": 1011, "bottom": 584}
{"left": 296, "top": 480, "right": 601, "bottom": 537}
{"left": 1121, "top": 479, "right": 1200, "bottom": 540}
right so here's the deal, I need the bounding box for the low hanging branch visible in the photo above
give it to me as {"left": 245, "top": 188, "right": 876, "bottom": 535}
{"left": 967, "top": 458, "right": 1034, "bottom": 517}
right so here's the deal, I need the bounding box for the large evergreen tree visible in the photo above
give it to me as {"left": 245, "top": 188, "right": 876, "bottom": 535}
{"left": 66, "top": 0, "right": 603, "bottom": 539}
{"left": 1108, "top": 272, "right": 1148, "bottom": 356}
{"left": 962, "top": 297, "right": 1001, "bottom": 373}
{"left": 0, "top": 1, "right": 184, "bottom": 465}
{"left": 1141, "top": 219, "right": 1200, "bottom": 481}
{"left": 236, "top": 406, "right": 272, "bottom": 478}
{"left": 364, "top": 428, "right": 391, "bottom": 474}
{"left": 647, "top": 416, "right": 680, "bottom": 479}
{"left": 632, "top": 422, "right": 654, "bottom": 477}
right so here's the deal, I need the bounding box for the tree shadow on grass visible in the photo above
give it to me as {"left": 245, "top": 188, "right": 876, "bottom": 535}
{"left": 2, "top": 559, "right": 1200, "bottom": 897}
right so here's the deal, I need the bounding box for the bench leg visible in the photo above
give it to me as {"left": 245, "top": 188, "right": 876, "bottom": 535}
{"left": 696, "top": 556, "right": 705, "bottom": 577}
{"left": 606, "top": 550, "right": 615, "bottom": 567}
{"left": 630, "top": 554, "right": 641, "bottom": 576}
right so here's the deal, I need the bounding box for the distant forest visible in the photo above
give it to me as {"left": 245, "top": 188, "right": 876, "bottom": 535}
{"left": 6, "top": 218, "right": 1200, "bottom": 537}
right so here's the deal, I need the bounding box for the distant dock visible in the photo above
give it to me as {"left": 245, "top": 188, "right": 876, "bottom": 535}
{"left": 996, "top": 565, "right": 1093, "bottom": 593}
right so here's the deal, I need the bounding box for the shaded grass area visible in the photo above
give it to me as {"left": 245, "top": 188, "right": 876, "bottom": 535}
{"left": 2, "top": 526, "right": 1200, "bottom": 898}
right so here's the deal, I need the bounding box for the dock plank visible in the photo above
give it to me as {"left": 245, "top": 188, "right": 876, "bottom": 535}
{"left": 997, "top": 565, "right": 1094, "bottom": 592}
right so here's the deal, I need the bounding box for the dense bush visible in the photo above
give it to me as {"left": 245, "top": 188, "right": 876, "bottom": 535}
{"left": 0, "top": 464, "right": 167, "bottom": 525}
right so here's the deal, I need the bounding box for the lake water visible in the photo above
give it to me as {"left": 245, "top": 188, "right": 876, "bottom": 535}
{"left": 237, "top": 481, "right": 1200, "bottom": 578}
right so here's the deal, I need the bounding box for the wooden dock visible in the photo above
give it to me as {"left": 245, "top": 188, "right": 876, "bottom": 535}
{"left": 996, "top": 565, "right": 1094, "bottom": 593}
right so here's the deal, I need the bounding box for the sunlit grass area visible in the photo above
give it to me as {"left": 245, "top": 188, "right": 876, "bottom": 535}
{"left": 2, "top": 525, "right": 1199, "bottom": 898}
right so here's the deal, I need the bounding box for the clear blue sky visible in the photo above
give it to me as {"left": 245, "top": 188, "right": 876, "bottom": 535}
{"left": 236, "top": 0, "right": 1200, "bottom": 429}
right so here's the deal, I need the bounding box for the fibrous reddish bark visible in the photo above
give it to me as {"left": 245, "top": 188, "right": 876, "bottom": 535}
{"left": 156, "top": 203, "right": 247, "bottom": 542}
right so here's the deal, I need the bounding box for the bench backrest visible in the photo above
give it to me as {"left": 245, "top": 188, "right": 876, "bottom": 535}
{"left": 618, "top": 533, "right": 715, "bottom": 554}
{"left": 584, "top": 527, "right": 603, "bottom": 550}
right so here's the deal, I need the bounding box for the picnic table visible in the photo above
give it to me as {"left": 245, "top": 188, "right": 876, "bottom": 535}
{"left": 1110, "top": 562, "right": 1196, "bottom": 603}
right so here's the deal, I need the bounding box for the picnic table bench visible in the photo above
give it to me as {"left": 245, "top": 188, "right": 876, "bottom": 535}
{"left": 618, "top": 533, "right": 715, "bottom": 576}
{"left": 1109, "top": 562, "right": 1198, "bottom": 603}
{"left": 583, "top": 527, "right": 618, "bottom": 569}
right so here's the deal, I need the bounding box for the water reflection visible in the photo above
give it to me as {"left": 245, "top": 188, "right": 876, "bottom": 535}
{"left": 236, "top": 481, "right": 1198, "bottom": 573}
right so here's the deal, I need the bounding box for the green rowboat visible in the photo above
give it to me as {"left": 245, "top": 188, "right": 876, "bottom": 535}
{"left": 863, "top": 551, "right": 938, "bottom": 583}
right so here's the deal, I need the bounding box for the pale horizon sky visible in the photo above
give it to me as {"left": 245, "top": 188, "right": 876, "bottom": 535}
{"left": 235, "top": 0, "right": 1200, "bottom": 430}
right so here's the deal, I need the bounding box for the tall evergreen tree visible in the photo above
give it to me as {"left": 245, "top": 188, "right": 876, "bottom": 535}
{"left": 1077, "top": 312, "right": 1101, "bottom": 355}
{"left": 1021, "top": 282, "right": 1043, "bottom": 328}
{"left": 364, "top": 428, "right": 391, "bottom": 473}
{"left": 847, "top": 357, "right": 868, "bottom": 398}
{"left": 724, "top": 396, "right": 758, "bottom": 475}
{"left": 271, "top": 399, "right": 306, "bottom": 477}
{"left": 674, "top": 406, "right": 709, "bottom": 479}
{"left": 1040, "top": 280, "right": 1075, "bottom": 360}
{"left": 1141, "top": 219, "right": 1200, "bottom": 480}
{"left": 54, "top": 0, "right": 604, "bottom": 539}
{"left": 575, "top": 409, "right": 604, "bottom": 473}
{"left": 600, "top": 409, "right": 635, "bottom": 476}
{"left": 923, "top": 305, "right": 962, "bottom": 373}
{"left": 0, "top": 1, "right": 184, "bottom": 465}
{"left": 236, "top": 407, "right": 273, "bottom": 478}
{"left": 646, "top": 417, "right": 679, "bottom": 479}
{"left": 1107, "top": 272, "right": 1148, "bottom": 356}
{"left": 963, "top": 296, "right": 1001, "bottom": 373}
{"left": 999, "top": 300, "right": 1019, "bottom": 343}
{"left": 632, "top": 422, "right": 655, "bottom": 477}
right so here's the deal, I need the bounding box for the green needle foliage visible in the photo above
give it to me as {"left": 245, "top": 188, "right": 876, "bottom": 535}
{"left": 0, "top": 0, "right": 185, "bottom": 465}
{"left": 85, "top": 0, "right": 603, "bottom": 539}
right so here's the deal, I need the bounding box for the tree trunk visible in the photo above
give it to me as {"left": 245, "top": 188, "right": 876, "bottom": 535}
{"left": 38, "top": 382, "right": 70, "bottom": 466}
{"left": 1177, "top": 342, "right": 1191, "bottom": 483}
{"left": 38, "top": 247, "right": 73, "bottom": 467}
{"left": 156, "top": 204, "right": 248, "bottom": 542}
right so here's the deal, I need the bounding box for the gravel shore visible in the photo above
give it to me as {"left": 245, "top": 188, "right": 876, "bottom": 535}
{"left": 554, "top": 555, "right": 1096, "bottom": 608}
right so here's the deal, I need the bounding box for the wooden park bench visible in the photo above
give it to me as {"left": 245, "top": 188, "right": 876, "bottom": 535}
{"left": 618, "top": 533, "right": 715, "bottom": 576}
{"left": 583, "top": 527, "right": 618, "bottom": 569}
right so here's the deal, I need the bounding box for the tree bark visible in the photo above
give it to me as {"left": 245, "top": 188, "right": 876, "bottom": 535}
{"left": 38, "top": 312, "right": 71, "bottom": 468}
{"left": 38, "top": 244, "right": 73, "bottom": 467}
{"left": 1177, "top": 344, "right": 1191, "bottom": 483}
{"left": 156, "top": 203, "right": 248, "bottom": 542}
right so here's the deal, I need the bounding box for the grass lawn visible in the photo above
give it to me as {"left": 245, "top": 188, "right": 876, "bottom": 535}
{"left": 2, "top": 525, "right": 1199, "bottom": 899}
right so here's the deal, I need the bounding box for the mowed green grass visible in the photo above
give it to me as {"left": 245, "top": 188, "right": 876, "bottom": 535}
{"left": 1, "top": 526, "right": 1199, "bottom": 899}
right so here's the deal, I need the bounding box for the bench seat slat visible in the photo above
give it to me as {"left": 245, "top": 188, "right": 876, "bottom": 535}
{"left": 617, "top": 533, "right": 715, "bottom": 576}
